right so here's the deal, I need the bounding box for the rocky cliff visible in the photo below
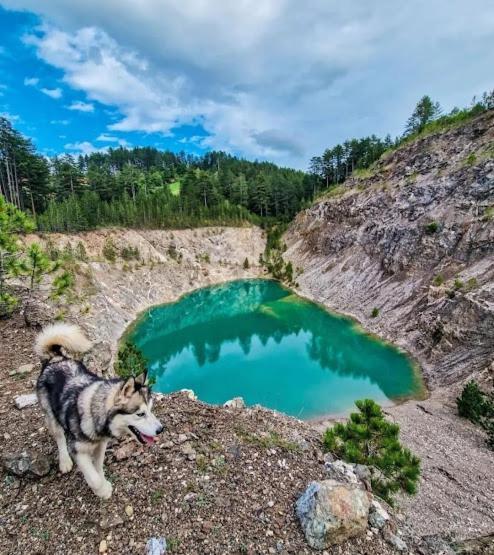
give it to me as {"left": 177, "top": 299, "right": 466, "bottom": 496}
{"left": 24, "top": 226, "right": 265, "bottom": 366}
{"left": 285, "top": 110, "right": 494, "bottom": 386}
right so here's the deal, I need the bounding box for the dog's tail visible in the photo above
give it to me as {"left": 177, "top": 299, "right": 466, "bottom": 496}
{"left": 35, "top": 323, "right": 92, "bottom": 360}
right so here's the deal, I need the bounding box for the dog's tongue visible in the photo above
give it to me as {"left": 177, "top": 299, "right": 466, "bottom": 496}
{"left": 141, "top": 433, "right": 156, "bottom": 445}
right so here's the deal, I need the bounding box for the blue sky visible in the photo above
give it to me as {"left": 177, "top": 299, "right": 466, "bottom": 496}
{"left": 0, "top": 1, "right": 493, "bottom": 169}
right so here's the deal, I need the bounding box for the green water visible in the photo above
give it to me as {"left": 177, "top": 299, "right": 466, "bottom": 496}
{"left": 129, "top": 279, "right": 422, "bottom": 419}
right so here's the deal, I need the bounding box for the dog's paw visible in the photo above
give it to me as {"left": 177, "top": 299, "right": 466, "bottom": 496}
{"left": 94, "top": 480, "right": 113, "bottom": 500}
{"left": 59, "top": 456, "right": 73, "bottom": 474}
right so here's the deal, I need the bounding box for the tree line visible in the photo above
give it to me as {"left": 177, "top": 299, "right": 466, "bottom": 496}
{"left": 0, "top": 119, "right": 315, "bottom": 232}
{"left": 1, "top": 89, "right": 492, "bottom": 232}
{"left": 309, "top": 90, "right": 494, "bottom": 188}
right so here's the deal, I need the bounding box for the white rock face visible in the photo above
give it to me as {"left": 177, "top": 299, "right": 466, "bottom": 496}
{"left": 296, "top": 479, "right": 370, "bottom": 549}
{"left": 14, "top": 393, "right": 38, "bottom": 409}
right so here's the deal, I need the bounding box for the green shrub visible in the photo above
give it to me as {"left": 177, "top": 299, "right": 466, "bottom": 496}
{"left": 465, "top": 153, "right": 477, "bottom": 166}
{"left": 114, "top": 341, "right": 148, "bottom": 379}
{"left": 433, "top": 274, "right": 444, "bottom": 286}
{"left": 323, "top": 399, "right": 420, "bottom": 504}
{"left": 466, "top": 277, "right": 478, "bottom": 291}
{"left": 102, "top": 238, "right": 117, "bottom": 262}
{"left": 243, "top": 258, "right": 250, "bottom": 270}
{"left": 457, "top": 381, "right": 493, "bottom": 425}
{"left": 120, "top": 245, "right": 140, "bottom": 261}
{"left": 371, "top": 307, "right": 380, "bottom": 318}
{"left": 75, "top": 241, "right": 88, "bottom": 262}
{"left": 454, "top": 278, "right": 464, "bottom": 290}
{"left": 483, "top": 206, "right": 494, "bottom": 222}
{"left": 425, "top": 221, "right": 439, "bottom": 234}
{"left": 51, "top": 270, "right": 75, "bottom": 299}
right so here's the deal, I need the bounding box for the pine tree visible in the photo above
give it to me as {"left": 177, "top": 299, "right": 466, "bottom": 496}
{"left": 404, "top": 96, "right": 442, "bottom": 136}
{"left": 114, "top": 341, "right": 148, "bottom": 379}
{"left": 323, "top": 399, "right": 420, "bottom": 504}
{"left": 0, "top": 195, "right": 35, "bottom": 317}
{"left": 19, "top": 243, "right": 56, "bottom": 325}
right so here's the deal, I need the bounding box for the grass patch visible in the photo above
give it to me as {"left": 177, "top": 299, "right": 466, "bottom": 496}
{"left": 168, "top": 180, "right": 181, "bottom": 196}
{"left": 323, "top": 185, "right": 347, "bottom": 199}
{"left": 483, "top": 206, "right": 494, "bottom": 221}
{"left": 235, "top": 427, "right": 300, "bottom": 452}
{"left": 352, "top": 167, "right": 375, "bottom": 180}
{"left": 371, "top": 307, "right": 380, "bottom": 318}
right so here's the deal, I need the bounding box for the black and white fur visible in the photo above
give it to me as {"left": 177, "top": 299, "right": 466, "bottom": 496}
{"left": 36, "top": 323, "right": 163, "bottom": 499}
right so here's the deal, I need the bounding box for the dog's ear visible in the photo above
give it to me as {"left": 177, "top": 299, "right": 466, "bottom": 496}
{"left": 120, "top": 377, "right": 136, "bottom": 398}
{"left": 135, "top": 371, "right": 148, "bottom": 387}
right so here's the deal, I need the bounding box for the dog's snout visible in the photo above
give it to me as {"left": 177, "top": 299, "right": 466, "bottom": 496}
{"left": 156, "top": 425, "right": 164, "bottom": 435}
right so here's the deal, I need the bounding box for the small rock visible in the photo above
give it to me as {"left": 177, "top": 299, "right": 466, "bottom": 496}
{"left": 179, "top": 389, "right": 197, "bottom": 400}
{"left": 177, "top": 433, "right": 188, "bottom": 444}
{"left": 2, "top": 451, "right": 50, "bottom": 478}
{"left": 180, "top": 442, "right": 196, "bottom": 461}
{"left": 146, "top": 537, "right": 167, "bottom": 555}
{"left": 368, "top": 499, "right": 389, "bottom": 530}
{"left": 100, "top": 514, "right": 124, "bottom": 530}
{"left": 114, "top": 442, "right": 137, "bottom": 461}
{"left": 160, "top": 441, "right": 174, "bottom": 449}
{"left": 17, "top": 363, "right": 35, "bottom": 375}
{"left": 324, "top": 460, "right": 360, "bottom": 486}
{"left": 385, "top": 532, "right": 407, "bottom": 552}
{"left": 125, "top": 505, "right": 134, "bottom": 518}
{"left": 223, "top": 397, "right": 245, "bottom": 409}
{"left": 14, "top": 393, "right": 38, "bottom": 409}
{"left": 296, "top": 479, "right": 370, "bottom": 549}
{"left": 266, "top": 530, "right": 274, "bottom": 537}
{"left": 99, "top": 539, "right": 108, "bottom": 553}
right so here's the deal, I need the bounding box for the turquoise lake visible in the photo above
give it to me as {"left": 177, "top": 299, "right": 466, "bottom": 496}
{"left": 129, "top": 279, "right": 423, "bottom": 419}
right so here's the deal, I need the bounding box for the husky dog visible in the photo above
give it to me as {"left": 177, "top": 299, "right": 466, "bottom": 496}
{"left": 35, "top": 323, "right": 163, "bottom": 499}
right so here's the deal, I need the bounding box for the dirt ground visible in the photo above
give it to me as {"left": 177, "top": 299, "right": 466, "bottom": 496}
{"left": 0, "top": 314, "right": 403, "bottom": 555}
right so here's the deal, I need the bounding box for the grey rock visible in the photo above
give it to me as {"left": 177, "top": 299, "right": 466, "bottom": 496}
{"left": 14, "top": 393, "right": 38, "bottom": 409}
{"left": 146, "top": 537, "right": 167, "bottom": 555}
{"left": 17, "top": 363, "right": 35, "bottom": 375}
{"left": 2, "top": 451, "right": 50, "bottom": 478}
{"left": 296, "top": 479, "right": 370, "bottom": 549}
{"left": 100, "top": 513, "right": 124, "bottom": 530}
{"left": 368, "top": 499, "right": 389, "bottom": 529}
{"left": 180, "top": 442, "right": 196, "bottom": 461}
{"left": 385, "top": 532, "right": 407, "bottom": 552}
{"left": 324, "top": 460, "right": 361, "bottom": 486}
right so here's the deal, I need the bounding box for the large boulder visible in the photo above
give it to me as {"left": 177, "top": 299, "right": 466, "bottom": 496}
{"left": 296, "top": 479, "right": 370, "bottom": 549}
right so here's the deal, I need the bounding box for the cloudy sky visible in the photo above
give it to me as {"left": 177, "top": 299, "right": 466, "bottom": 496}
{"left": 0, "top": 1, "right": 493, "bottom": 168}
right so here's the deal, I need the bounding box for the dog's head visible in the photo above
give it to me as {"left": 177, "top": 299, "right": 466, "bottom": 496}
{"left": 109, "top": 372, "right": 164, "bottom": 444}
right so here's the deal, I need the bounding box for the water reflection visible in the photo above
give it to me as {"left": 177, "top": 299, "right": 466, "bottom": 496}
{"left": 130, "top": 280, "right": 422, "bottom": 418}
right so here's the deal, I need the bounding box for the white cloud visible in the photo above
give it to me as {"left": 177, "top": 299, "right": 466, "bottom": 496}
{"left": 67, "top": 100, "right": 94, "bottom": 112}
{"left": 0, "top": 111, "right": 20, "bottom": 122}
{"left": 6, "top": 0, "right": 494, "bottom": 165}
{"left": 96, "top": 133, "right": 118, "bottom": 142}
{"left": 24, "top": 76, "right": 39, "bottom": 86}
{"left": 64, "top": 140, "right": 105, "bottom": 154}
{"left": 50, "top": 119, "right": 70, "bottom": 125}
{"left": 40, "top": 86, "right": 63, "bottom": 99}
{"left": 96, "top": 133, "right": 131, "bottom": 147}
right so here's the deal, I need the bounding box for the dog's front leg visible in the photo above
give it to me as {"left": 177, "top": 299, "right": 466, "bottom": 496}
{"left": 74, "top": 444, "right": 112, "bottom": 499}
{"left": 94, "top": 440, "right": 109, "bottom": 480}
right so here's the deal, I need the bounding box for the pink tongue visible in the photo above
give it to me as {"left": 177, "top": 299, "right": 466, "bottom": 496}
{"left": 141, "top": 433, "right": 155, "bottom": 445}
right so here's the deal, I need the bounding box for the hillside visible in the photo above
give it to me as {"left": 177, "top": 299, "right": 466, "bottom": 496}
{"left": 285, "top": 110, "right": 494, "bottom": 387}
